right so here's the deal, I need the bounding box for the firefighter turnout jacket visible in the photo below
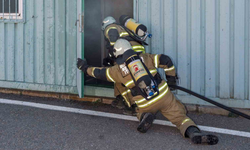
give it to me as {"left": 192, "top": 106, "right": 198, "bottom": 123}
{"left": 86, "top": 53, "right": 198, "bottom": 136}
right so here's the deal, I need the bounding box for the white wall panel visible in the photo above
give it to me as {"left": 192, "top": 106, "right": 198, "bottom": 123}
{"left": 24, "top": 0, "right": 34, "bottom": 83}
{"left": 177, "top": 0, "right": 189, "bottom": 95}
{"left": 234, "top": 0, "right": 245, "bottom": 100}
{"left": 34, "top": 0, "right": 45, "bottom": 84}
{"left": 205, "top": 0, "right": 216, "bottom": 97}
{"left": 219, "top": 0, "right": 230, "bottom": 99}
{"left": 191, "top": 0, "right": 201, "bottom": 94}
{"left": 136, "top": 0, "right": 250, "bottom": 108}
{"left": 6, "top": 24, "right": 15, "bottom": 81}
{"left": 0, "top": 0, "right": 77, "bottom": 93}
{"left": 0, "top": 23, "right": 5, "bottom": 80}
{"left": 163, "top": 0, "right": 175, "bottom": 61}
{"left": 15, "top": 24, "right": 24, "bottom": 82}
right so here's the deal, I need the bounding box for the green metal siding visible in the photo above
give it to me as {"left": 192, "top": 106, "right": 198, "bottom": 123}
{"left": 0, "top": 0, "right": 78, "bottom": 94}
{"left": 133, "top": 0, "right": 250, "bottom": 108}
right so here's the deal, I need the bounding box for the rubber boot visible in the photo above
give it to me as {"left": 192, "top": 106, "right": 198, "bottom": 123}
{"left": 122, "top": 105, "right": 137, "bottom": 116}
{"left": 111, "top": 95, "right": 125, "bottom": 109}
{"left": 185, "top": 126, "right": 219, "bottom": 145}
{"left": 137, "top": 113, "right": 155, "bottom": 133}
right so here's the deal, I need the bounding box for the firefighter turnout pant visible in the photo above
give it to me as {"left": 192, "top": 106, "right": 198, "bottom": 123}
{"left": 136, "top": 83, "right": 198, "bottom": 137}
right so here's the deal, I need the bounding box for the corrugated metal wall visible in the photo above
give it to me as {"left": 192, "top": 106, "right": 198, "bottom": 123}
{"left": 1, "top": 0, "right": 250, "bottom": 108}
{"left": 134, "top": 0, "right": 250, "bottom": 108}
{"left": 0, "top": 0, "right": 78, "bottom": 93}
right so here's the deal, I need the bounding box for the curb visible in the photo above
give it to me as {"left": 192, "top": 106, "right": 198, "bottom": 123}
{"left": 185, "top": 104, "right": 250, "bottom": 117}
{"left": 0, "top": 88, "right": 115, "bottom": 104}
{"left": 1, "top": 88, "right": 249, "bottom": 117}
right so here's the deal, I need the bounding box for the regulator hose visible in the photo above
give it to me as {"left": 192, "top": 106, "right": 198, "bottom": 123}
{"left": 169, "top": 85, "right": 250, "bottom": 120}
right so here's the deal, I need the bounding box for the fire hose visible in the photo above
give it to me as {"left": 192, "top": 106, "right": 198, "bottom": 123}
{"left": 168, "top": 85, "right": 250, "bottom": 120}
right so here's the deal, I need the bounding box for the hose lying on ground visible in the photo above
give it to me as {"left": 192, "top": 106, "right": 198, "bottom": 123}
{"left": 169, "top": 85, "right": 250, "bottom": 120}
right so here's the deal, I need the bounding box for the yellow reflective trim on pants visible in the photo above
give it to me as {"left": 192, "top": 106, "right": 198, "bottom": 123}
{"left": 120, "top": 32, "right": 129, "bottom": 37}
{"left": 122, "top": 89, "right": 131, "bottom": 96}
{"left": 92, "top": 68, "right": 96, "bottom": 78}
{"left": 136, "top": 82, "right": 167, "bottom": 104}
{"left": 106, "top": 68, "right": 115, "bottom": 82}
{"left": 164, "top": 66, "right": 175, "bottom": 72}
{"left": 181, "top": 118, "right": 191, "bottom": 125}
{"left": 136, "top": 86, "right": 169, "bottom": 108}
{"left": 154, "top": 55, "right": 159, "bottom": 68}
{"left": 122, "top": 95, "right": 131, "bottom": 107}
{"left": 110, "top": 42, "right": 115, "bottom": 46}
{"left": 121, "top": 89, "right": 131, "bottom": 107}
{"left": 124, "top": 69, "right": 157, "bottom": 87}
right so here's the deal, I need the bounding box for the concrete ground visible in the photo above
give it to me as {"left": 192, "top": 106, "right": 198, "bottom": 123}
{"left": 0, "top": 93, "right": 250, "bottom": 150}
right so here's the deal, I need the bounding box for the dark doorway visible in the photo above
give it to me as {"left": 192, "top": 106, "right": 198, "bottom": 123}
{"left": 84, "top": 0, "right": 133, "bottom": 86}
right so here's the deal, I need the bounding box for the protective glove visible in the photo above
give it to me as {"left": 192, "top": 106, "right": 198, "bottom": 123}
{"left": 166, "top": 75, "right": 177, "bottom": 91}
{"left": 77, "top": 58, "right": 89, "bottom": 73}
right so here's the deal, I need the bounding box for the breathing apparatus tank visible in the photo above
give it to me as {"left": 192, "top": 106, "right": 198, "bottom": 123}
{"left": 114, "top": 39, "right": 159, "bottom": 100}
{"left": 119, "top": 15, "right": 152, "bottom": 41}
{"left": 123, "top": 50, "right": 159, "bottom": 100}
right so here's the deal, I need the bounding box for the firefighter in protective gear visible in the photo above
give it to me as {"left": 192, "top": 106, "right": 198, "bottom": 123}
{"left": 102, "top": 16, "right": 146, "bottom": 63}
{"left": 102, "top": 16, "right": 146, "bottom": 112}
{"left": 77, "top": 39, "right": 219, "bottom": 145}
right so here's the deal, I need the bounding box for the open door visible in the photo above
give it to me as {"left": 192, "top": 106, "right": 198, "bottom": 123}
{"left": 77, "top": 0, "right": 133, "bottom": 97}
{"left": 84, "top": 0, "right": 133, "bottom": 87}
{"left": 77, "top": 0, "right": 84, "bottom": 98}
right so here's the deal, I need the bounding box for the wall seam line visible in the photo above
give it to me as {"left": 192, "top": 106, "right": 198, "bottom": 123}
{"left": 14, "top": 24, "right": 16, "bottom": 81}
{"left": 53, "top": 0, "right": 56, "bottom": 85}
{"left": 5, "top": 24, "right": 7, "bottom": 80}
{"left": 187, "top": 0, "right": 191, "bottom": 90}
{"left": 64, "top": 0, "right": 67, "bottom": 86}
{"left": 245, "top": 0, "right": 249, "bottom": 100}
{"left": 230, "top": 0, "right": 235, "bottom": 99}
{"left": 34, "top": 0, "right": 37, "bottom": 83}
{"left": 215, "top": 0, "right": 220, "bottom": 98}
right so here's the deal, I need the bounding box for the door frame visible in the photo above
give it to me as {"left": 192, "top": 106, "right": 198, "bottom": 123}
{"left": 77, "top": 0, "right": 84, "bottom": 98}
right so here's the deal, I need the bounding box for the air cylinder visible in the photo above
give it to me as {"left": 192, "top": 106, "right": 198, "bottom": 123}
{"left": 119, "top": 15, "right": 147, "bottom": 37}
{"left": 123, "top": 50, "right": 154, "bottom": 96}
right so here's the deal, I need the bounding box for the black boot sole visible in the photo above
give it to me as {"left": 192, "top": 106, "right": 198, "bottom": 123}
{"left": 192, "top": 134, "right": 219, "bottom": 145}
{"left": 137, "top": 114, "right": 155, "bottom": 133}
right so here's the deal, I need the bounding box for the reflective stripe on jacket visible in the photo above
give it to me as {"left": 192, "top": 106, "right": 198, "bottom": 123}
{"left": 104, "top": 24, "right": 145, "bottom": 53}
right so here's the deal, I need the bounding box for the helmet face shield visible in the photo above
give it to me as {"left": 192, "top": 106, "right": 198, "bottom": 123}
{"left": 102, "top": 16, "right": 116, "bottom": 30}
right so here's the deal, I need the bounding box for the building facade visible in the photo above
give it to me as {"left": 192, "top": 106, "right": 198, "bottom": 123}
{"left": 0, "top": 0, "right": 250, "bottom": 108}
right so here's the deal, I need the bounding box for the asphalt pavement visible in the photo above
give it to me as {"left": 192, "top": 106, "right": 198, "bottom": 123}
{"left": 0, "top": 93, "right": 250, "bottom": 150}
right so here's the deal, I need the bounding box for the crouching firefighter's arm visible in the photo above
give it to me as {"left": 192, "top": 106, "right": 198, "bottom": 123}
{"left": 152, "top": 54, "right": 178, "bottom": 90}
{"left": 77, "top": 58, "right": 120, "bottom": 83}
